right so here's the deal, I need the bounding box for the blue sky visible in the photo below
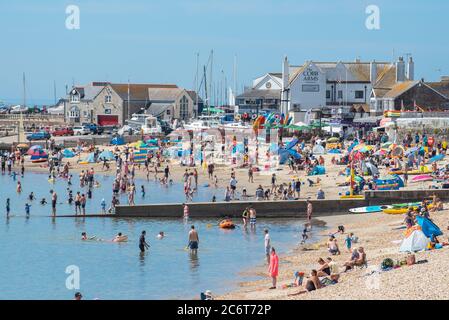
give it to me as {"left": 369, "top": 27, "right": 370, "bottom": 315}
{"left": 0, "top": 0, "right": 448, "bottom": 105}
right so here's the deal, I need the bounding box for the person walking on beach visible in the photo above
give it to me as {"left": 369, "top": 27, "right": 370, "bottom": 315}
{"left": 51, "top": 191, "right": 57, "bottom": 216}
{"left": 248, "top": 165, "right": 254, "bottom": 183}
{"left": 268, "top": 247, "right": 279, "bottom": 289}
{"left": 229, "top": 176, "right": 238, "bottom": 200}
{"left": 264, "top": 229, "right": 271, "bottom": 264}
{"left": 188, "top": 225, "right": 199, "bottom": 253}
{"left": 5, "top": 198, "right": 10, "bottom": 218}
{"left": 139, "top": 230, "right": 150, "bottom": 253}
{"left": 306, "top": 200, "right": 313, "bottom": 222}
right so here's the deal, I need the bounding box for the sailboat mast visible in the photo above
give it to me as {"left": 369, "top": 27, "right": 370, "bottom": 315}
{"left": 23, "top": 72, "right": 26, "bottom": 108}
{"left": 195, "top": 52, "right": 199, "bottom": 117}
{"left": 209, "top": 50, "right": 213, "bottom": 116}
{"left": 203, "top": 66, "right": 208, "bottom": 110}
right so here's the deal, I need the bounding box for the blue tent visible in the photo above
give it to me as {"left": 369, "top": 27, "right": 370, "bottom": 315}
{"left": 416, "top": 216, "right": 443, "bottom": 238}
{"left": 328, "top": 149, "right": 341, "bottom": 154}
{"left": 309, "top": 165, "right": 325, "bottom": 176}
{"left": 62, "top": 149, "right": 75, "bottom": 158}
{"left": 98, "top": 150, "right": 114, "bottom": 161}
{"left": 374, "top": 174, "right": 404, "bottom": 190}
{"left": 84, "top": 152, "right": 96, "bottom": 163}
{"left": 111, "top": 136, "right": 125, "bottom": 145}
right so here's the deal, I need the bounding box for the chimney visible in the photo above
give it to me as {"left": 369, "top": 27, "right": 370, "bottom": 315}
{"left": 407, "top": 57, "right": 414, "bottom": 80}
{"left": 396, "top": 56, "right": 406, "bottom": 82}
{"left": 370, "top": 60, "right": 377, "bottom": 84}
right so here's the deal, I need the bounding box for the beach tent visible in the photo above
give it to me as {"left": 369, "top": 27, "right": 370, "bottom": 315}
{"left": 62, "top": 149, "right": 75, "bottom": 158}
{"left": 399, "top": 229, "right": 429, "bottom": 252}
{"left": 416, "top": 216, "right": 443, "bottom": 238}
{"left": 374, "top": 175, "right": 404, "bottom": 190}
{"left": 98, "top": 150, "right": 114, "bottom": 161}
{"left": 366, "top": 162, "right": 380, "bottom": 176}
{"left": 146, "top": 139, "right": 158, "bottom": 145}
{"left": 84, "top": 152, "right": 96, "bottom": 163}
{"left": 111, "top": 136, "right": 125, "bottom": 145}
{"left": 328, "top": 149, "right": 341, "bottom": 154}
{"left": 309, "top": 165, "right": 325, "bottom": 176}
{"left": 312, "top": 144, "right": 325, "bottom": 155}
{"left": 27, "top": 145, "right": 43, "bottom": 155}
{"left": 29, "top": 149, "right": 48, "bottom": 160}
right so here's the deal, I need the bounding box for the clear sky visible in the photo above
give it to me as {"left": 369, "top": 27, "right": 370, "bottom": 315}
{"left": 0, "top": 0, "right": 448, "bottom": 105}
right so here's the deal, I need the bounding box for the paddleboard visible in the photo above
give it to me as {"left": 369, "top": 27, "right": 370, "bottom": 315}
{"left": 340, "top": 195, "right": 365, "bottom": 199}
{"left": 349, "top": 205, "right": 392, "bottom": 214}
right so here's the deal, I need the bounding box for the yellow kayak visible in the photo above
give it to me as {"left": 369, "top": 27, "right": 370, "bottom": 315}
{"left": 388, "top": 168, "right": 430, "bottom": 175}
{"left": 383, "top": 203, "right": 433, "bottom": 214}
{"left": 340, "top": 195, "right": 365, "bottom": 199}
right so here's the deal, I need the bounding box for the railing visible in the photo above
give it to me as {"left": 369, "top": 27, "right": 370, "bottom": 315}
{"left": 0, "top": 114, "right": 65, "bottom": 121}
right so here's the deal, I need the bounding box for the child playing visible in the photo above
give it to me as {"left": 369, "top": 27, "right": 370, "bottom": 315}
{"left": 100, "top": 198, "right": 106, "bottom": 214}
{"left": 345, "top": 233, "right": 353, "bottom": 252}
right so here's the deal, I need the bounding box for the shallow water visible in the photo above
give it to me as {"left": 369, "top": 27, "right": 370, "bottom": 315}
{"left": 0, "top": 172, "right": 323, "bottom": 300}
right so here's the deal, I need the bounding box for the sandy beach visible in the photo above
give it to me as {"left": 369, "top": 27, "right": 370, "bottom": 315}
{"left": 218, "top": 207, "right": 449, "bottom": 300}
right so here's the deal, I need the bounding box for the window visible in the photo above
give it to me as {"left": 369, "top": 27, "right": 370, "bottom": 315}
{"left": 355, "top": 90, "right": 364, "bottom": 99}
{"left": 69, "top": 106, "right": 79, "bottom": 118}
{"left": 105, "top": 95, "right": 112, "bottom": 103}
{"left": 70, "top": 94, "right": 79, "bottom": 103}
{"left": 302, "top": 85, "right": 319, "bottom": 92}
{"left": 104, "top": 109, "right": 111, "bottom": 114}
{"left": 83, "top": 111, "right": 88, "bottom": 117}
{"left": 326, "top": 90, "right": 331, "bottom": 99}
{"left": 179, "top": 96, "right": 189, "bottom": 120}
{"left": 337, "top": 90, "right": 343, "bottom": 99}
{"left": 166, "top": 109, "right": 171, "bottom": 115}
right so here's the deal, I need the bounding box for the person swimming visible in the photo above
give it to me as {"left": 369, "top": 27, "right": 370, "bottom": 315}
{"left": 81, "top": 232, "right": 97, "bottom": 241}
{"left": 113, "top": 232, "right": 128, "bottom": 242}
{"left": 40, "top": 198, "right": 47, "bottom": 205}
{"left": 157, "top": 231, "right": 165, "bottom": 239}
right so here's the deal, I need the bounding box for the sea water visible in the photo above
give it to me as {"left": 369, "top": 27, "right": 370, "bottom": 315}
{"left": 0, "top": 172, "right": 323, "bottom": 299}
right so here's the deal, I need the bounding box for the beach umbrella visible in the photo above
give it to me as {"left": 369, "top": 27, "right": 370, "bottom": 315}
{"left": 359, "top": 145, "right": 374, "bottom": 153}
{"left": 62, "top": 149, "right": 75, "bottom": 158}
{"left": 352, "top": 144, "right": 367, "bottom": 152}
{"left": 373, "top": 149, "right": 387, "bottom": 156}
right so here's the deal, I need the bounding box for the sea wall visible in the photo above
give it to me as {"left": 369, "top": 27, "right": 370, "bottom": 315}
{"left": 115, "top": 199, "right": 364, "bottom": 218}
{"left": 114, "top": 189, "right": 448, "bottom": 218}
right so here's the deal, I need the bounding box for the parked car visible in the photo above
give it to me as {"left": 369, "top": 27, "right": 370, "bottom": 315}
{"left": 82, "top": 123, "right": 100, "bottom": 134}
{"left": 73, "top": 126, "right": 90, "bottom": 135}
{"left": 26, "top": 131, "right": 51, "bottom": 141}
{"left": 51, "top": 127, "right": 74, "bottom": 136}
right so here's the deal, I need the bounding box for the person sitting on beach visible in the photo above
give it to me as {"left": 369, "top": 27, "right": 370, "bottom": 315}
{"left": 255, "top": 185, "right": 264, "bottom": 201}
{"left": 326, "top": 257, "right": 340, "bottom": 277}
{"left": 288, "top": 270, "right": 323, "bottom": 296}
{"left": 316, "top": 258, "right": 331, "bottom": 277}
{"left": 327, "top": 236, "right": 340, "bottom": 255}
{"left": 343, "top": 247, "right": 367, "bottom": 271}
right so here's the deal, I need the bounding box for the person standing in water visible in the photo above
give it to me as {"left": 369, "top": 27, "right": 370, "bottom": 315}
{"left": 183, "top": 203, "right": 190, "bottom": 219}
{"left": 51, "top": 190, "right": 57, "bottom": 216}
{"left": 100, "top": 198, "right": 106, "bottom": 214}
{"left": 188, "top": 225, "right": 199, "bottom": 253}
{"left": 6, "top": 198, "right": 10, "bottom": 218}
{"left": 249, "top": 205, "right": 257, "bottom": 229}
{"left": 139, "top": 230, "right": 150, "bottom": 253}
{"left": 264, "top": 229, "right": 271, "bottom": 264}
{"left": 25, "top": 203, "right": 31, "bottom": 218}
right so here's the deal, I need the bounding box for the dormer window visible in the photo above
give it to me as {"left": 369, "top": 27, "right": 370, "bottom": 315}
{"left": 70, "top": 90, "right": 80, "bottom": 103}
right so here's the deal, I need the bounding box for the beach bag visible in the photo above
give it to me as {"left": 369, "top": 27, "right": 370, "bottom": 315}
{"left": 381, "top": 258, "right": 394, "bottom": 270}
